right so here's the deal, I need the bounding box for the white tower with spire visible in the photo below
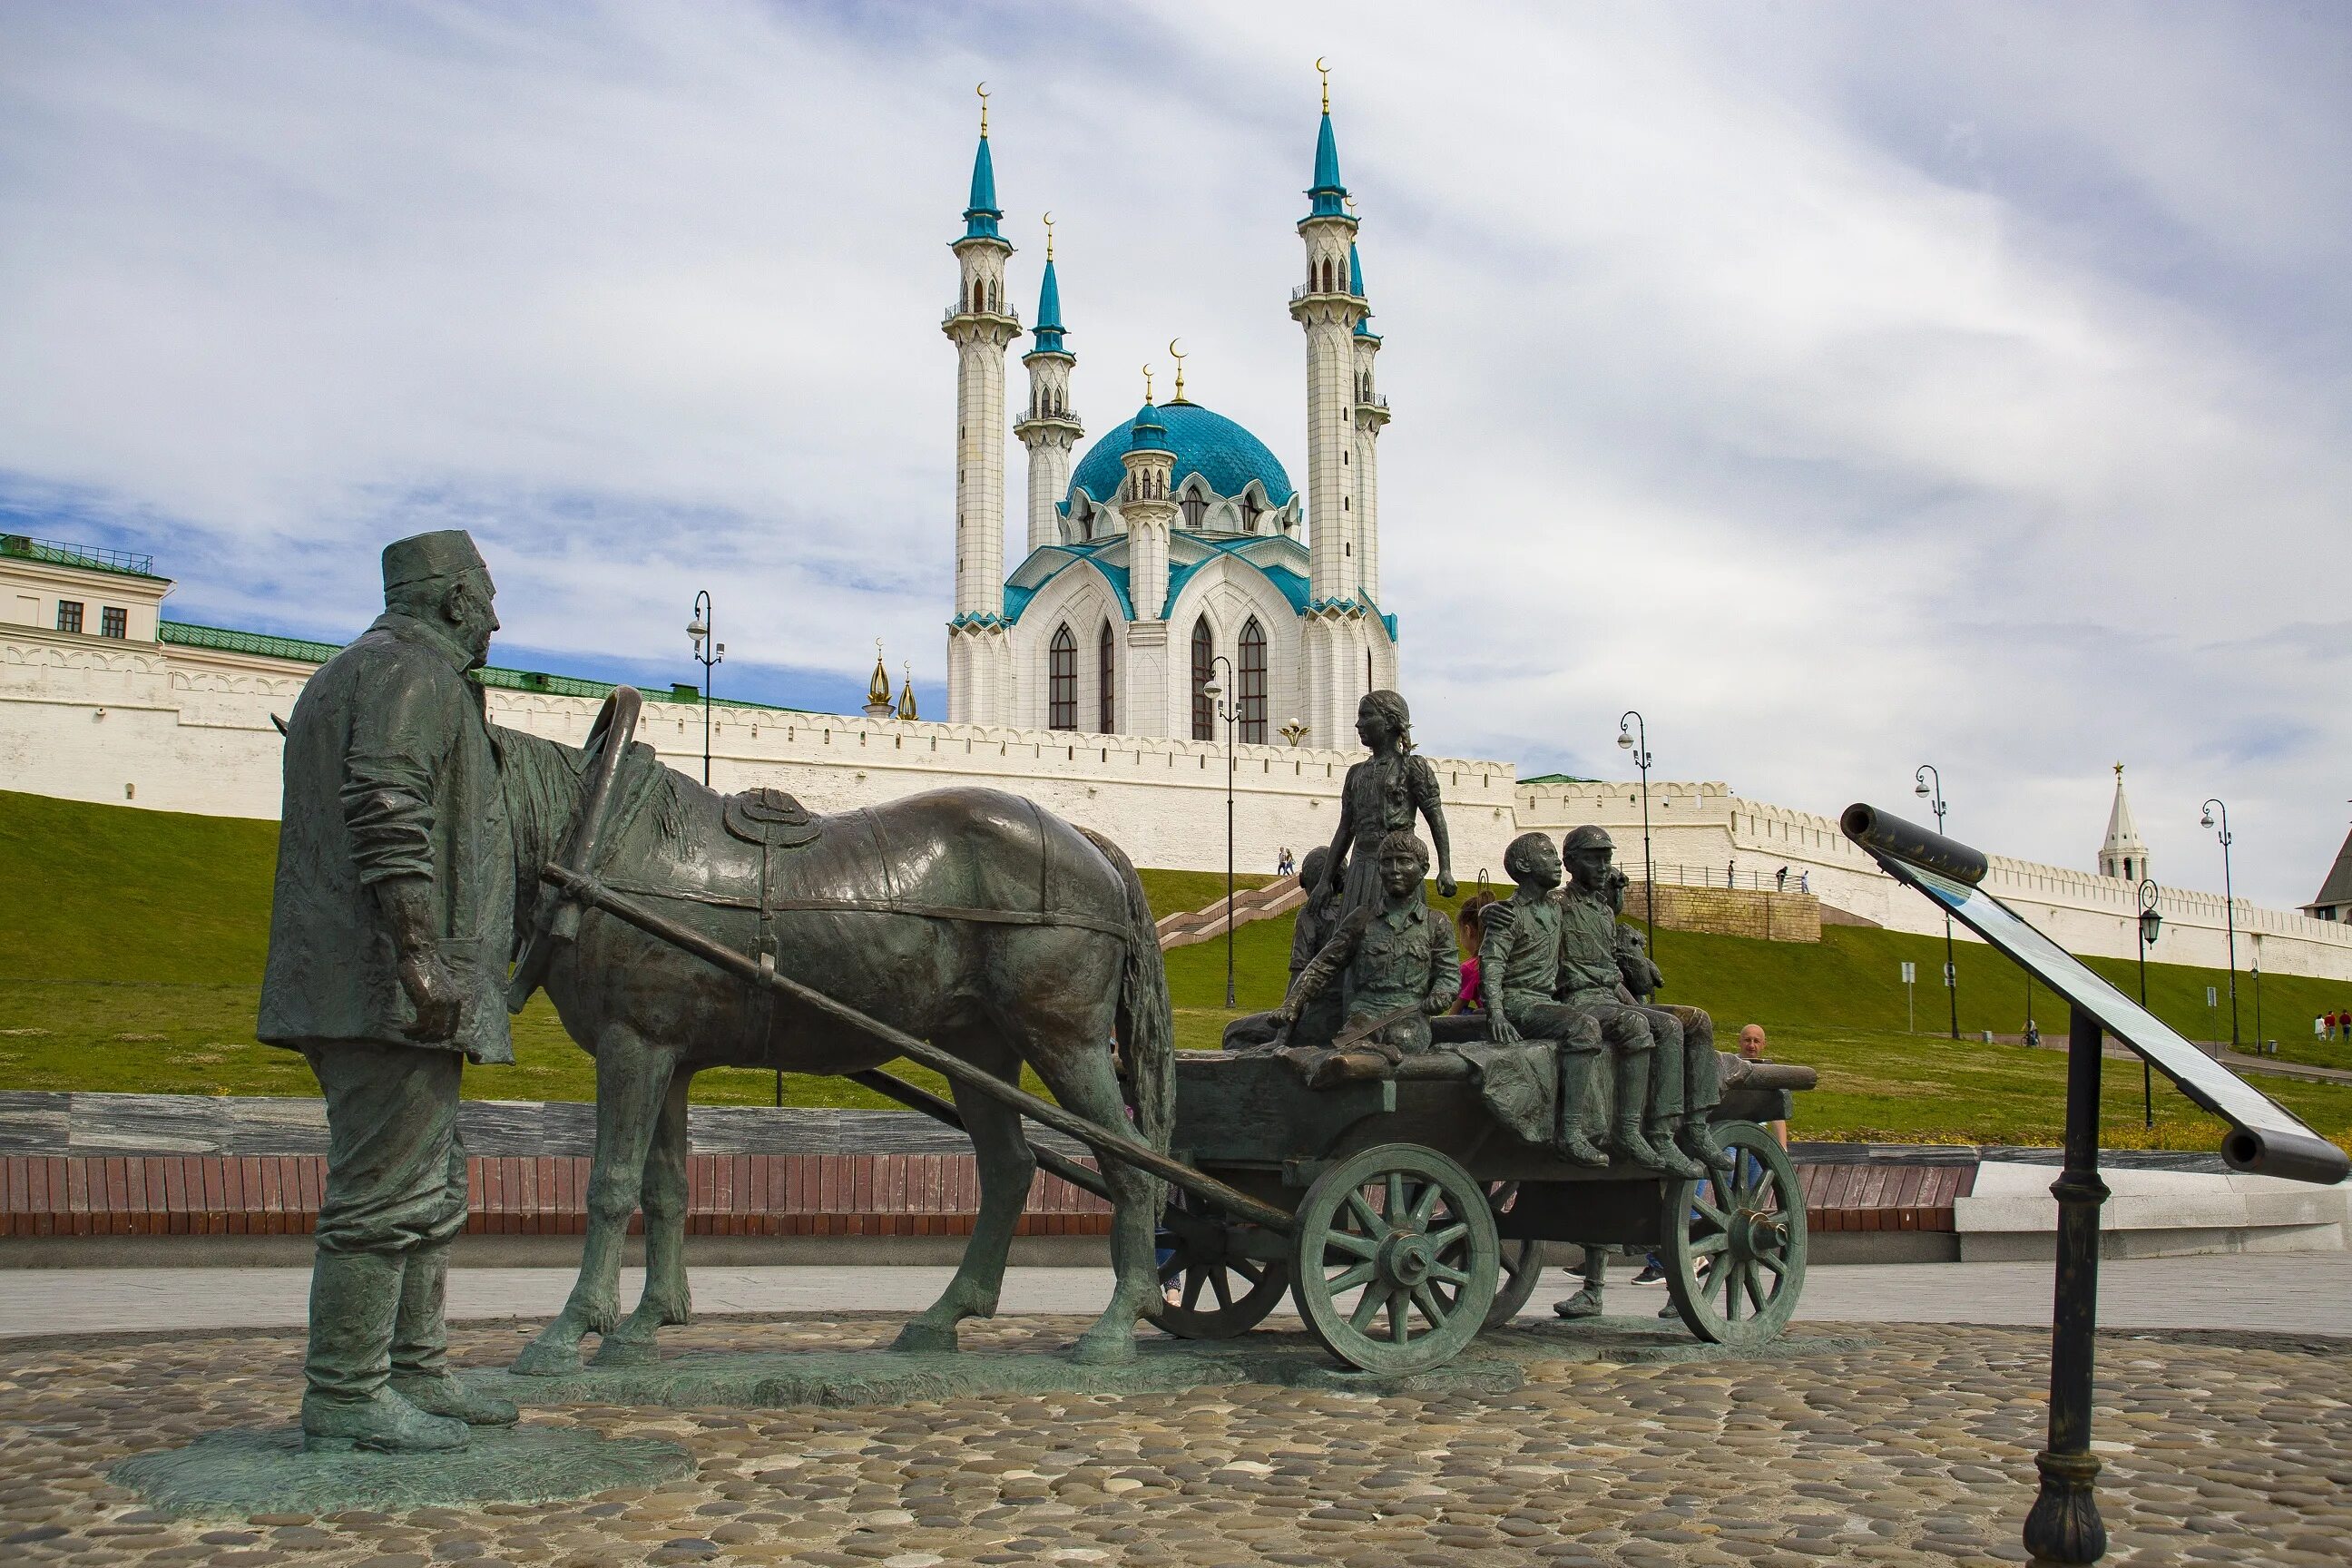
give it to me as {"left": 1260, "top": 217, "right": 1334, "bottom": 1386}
{"left": 1348, "top": 229, "right": 1390, "bottom": 670}
{"left": 1012, "top": 215, "right": 1081, "bottom": 555}
{"left": 944, "top": 86, "right": 1020, "bottom": 726}
{"left": 1119, "top": 386, "right": 1178, "bottom": 736}
{"left": 2099, "top": 764, "right": 2152, "bottom": 882}
{"left": 1289, "top": 64, "right": 1379, "bottom": 748}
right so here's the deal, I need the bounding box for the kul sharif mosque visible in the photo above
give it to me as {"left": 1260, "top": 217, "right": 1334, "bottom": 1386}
{"left": 942, "top": 73, "right": 1396, "bottom": 749}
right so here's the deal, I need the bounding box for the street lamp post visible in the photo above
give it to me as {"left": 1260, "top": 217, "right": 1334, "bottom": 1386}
{"left": 2251, "top": 946, "right": 2264, "bottom": 1056}
{"left": 1203, "top": 659, "right": 1240, "bottom": 1010}
{"left": 1616, "top": 711, "right": 1656, "bottom": 951}
{"left": 1916, "top": 765, "right": 1959, "bottom": 1040}
{"left": 2200, "top": 799, "right": 2239, "bottom": 1050}
{"left": 2136, "top": 878, "right": 2162, "bottom": 1128}
{"left": 687, "top": 592, "right": 724, "bottom": 788}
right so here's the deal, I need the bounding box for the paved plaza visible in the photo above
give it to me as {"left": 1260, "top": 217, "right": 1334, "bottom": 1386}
{"left": 4, "top": 1253, "right": 2349, "bottom": 1340}
{"left": 0, "top": 1259, "right": 2347, "bottom": 1566}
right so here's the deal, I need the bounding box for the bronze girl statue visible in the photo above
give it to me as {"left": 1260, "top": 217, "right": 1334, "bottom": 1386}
{"left": 1312, "top": 690, "right": 1455, "bottom": 920}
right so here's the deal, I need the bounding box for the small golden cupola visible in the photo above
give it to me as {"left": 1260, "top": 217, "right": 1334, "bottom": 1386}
{"left": 863, "top": 639, "right": 894, "bottom": 719}
{"left": 896, "top": 661, "right": 919, "bottom": 721}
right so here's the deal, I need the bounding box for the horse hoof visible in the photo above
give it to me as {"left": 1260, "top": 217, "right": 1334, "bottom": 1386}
{"left": 890, "top": 1320, "right": 959, "bottom": 1356}
{"left": 509, "top": 1339, "right": 583, "bottom": 1377}
{"left": 589, "top": 1336, "right": 661, "bottom": 1367}
{"left": 1070, "top": 1331, "right": 1137, "bottom": 1367}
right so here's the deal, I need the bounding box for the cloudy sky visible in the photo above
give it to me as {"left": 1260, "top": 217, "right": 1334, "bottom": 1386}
{"left": 3, "top": 3, "right": 2347, "bottom": 908}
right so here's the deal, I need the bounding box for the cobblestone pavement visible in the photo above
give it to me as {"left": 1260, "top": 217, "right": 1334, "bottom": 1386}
{"left": 2, "top": 1314, "right": 2347, "bottom": 1566}
{"left": 6, "top": 1253, "right": 2351, "bottom": 1339}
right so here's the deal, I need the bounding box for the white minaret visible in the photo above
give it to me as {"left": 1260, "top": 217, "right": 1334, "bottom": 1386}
{"left": 1348, "top": 230, "right": 1388, "bottom": 608}
{"left": 1013, "top": 215, "right": 1081, "bottom": 556}
{"left": 2099, "top": 763, "right": 2152, "bottom": 883}
{"left": 1119, "top": 390, "right": 1177, "bottom": 736}
{"left": 1289, "top": 69, "right": 1375, "bottom": 747}
{"left": 944, "top": 90, "right": 1020, "bottom": 726}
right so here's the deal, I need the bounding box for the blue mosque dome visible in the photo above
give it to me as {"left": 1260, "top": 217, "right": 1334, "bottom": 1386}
{"left": 1065, "top": 400, "right": 1296, "bottom": 512}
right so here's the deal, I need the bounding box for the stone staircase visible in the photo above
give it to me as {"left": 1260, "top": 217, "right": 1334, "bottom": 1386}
{"left": 1155, "top": 877, "right": 1306, "bottom": 951}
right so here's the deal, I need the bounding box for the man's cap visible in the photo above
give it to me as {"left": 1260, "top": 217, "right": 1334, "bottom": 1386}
{"left": 382, "top": 530, "right": 487, "bottom": 591}
{"left": 1561, "top": 824, "right": 1615, "bottom": 854}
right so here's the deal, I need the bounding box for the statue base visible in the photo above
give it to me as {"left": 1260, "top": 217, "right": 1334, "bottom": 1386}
{"left": 108, "top": 1422, "right": 693, "bottom": 1520}
{"left": 479, "top": 1336, "right": 1525, "bottom": 1409}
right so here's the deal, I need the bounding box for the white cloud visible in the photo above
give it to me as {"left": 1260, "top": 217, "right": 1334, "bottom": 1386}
{"left": 0, "top": 1, "right": 2345, "bottom": 907}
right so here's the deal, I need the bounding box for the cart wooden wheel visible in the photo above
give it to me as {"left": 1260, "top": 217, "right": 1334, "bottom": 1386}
{"left": 1290, "top": 1143, "right": 1498, "bottom": 1374}
{"left": 1661, "top": 1121, "right": 1808, "bottom": 1348}
{"left": 1483, "top": 1182, "right": 1544, "bottom": 1328}
{"left": 1147, "top": 1189, "right": 1289, "bottom": 1339}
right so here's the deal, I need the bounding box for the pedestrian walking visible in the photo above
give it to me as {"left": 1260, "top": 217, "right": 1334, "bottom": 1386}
{"left": 1775, "top": 866, "right": 1788, "bottom": 892}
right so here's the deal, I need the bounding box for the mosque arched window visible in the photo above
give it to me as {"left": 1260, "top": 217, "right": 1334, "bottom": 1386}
{"left": 1048, "top": 624, "right": 1077, "bottom": 730}
{"left": 1239, "top": 618, "right": 1268, "bottom": 744}
{"left": 1191, "top": 617, "right": 1215, "bottom": 741}
{"left": 1098, "top": 621, "right": 1116, "bottom": 734}
{"left": 1240, "top": 495, "right": 1261, "bottom": 533}
{"left": 1181, "top": 488, "right": 1207, "bottom": 530}
{"left": 972, "top": 279, "right": 985, "bottom": 313}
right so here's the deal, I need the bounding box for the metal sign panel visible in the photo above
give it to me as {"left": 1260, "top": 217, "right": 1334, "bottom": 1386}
{"left": 1842, "top": 803, "right": 2348, "bottom": 1186}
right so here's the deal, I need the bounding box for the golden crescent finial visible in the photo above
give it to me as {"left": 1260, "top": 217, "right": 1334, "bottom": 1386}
{"left": 1142, "top": 363, "right": 1154, "bottom": 402}
{"left": 1316, "top": 57, "right": 1329, "bottom": 113}
{"left": 976, "top": 81, "right": 989, "bottom": 135}
{"left": 1043, "top": 211, "right": 1054, "bottom": 260}
{"left": 1167, "top": 338, "right": 1188, "bottom": 402}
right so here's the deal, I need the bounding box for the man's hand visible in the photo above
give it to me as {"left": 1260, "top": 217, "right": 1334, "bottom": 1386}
{"left": 1437, "top": 873, "right": 1457, "bottom": 899}
{"left": 1488, "top": 1012, "right": 1521, "bottom": 1044}
{"left": 376, "top": 877, "right": 461, "bottom": 1044}
{"left": 396, "top": 947, "right": 464, "bottom": 1043}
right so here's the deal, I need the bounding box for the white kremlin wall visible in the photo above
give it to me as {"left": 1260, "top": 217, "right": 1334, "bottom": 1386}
{"left": 6, "top": 592, "right": 2351, "bottom": 984}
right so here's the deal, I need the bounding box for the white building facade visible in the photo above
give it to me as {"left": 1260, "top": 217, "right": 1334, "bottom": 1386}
{"left": 946, "top": 91, "right": 1396, "bottom": 750}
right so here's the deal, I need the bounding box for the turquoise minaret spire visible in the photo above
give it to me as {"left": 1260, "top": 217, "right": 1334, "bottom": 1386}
{"left": 1306, "top": 62, "right": 1348, "bottom": 219}
{"left": 1033, "top": 247, "right": 1066, "bottom": 353}
{"left": 963, "top": 91, "right": 1002, "bottom": 240}
{"left": 1349, "top": 239, "right": 1377, "bottom": 338}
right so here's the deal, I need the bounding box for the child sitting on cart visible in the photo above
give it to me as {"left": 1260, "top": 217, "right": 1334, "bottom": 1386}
{"left": 1272, "top": 830, "right": 1458, "bottom": 1061}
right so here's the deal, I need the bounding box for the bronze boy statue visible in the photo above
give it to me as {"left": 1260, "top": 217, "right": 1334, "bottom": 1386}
{"left": 1277, "top": 831, "right": 1459, "bottom": 1057}
{"left": 1553, "top": 826, "right": 1731, "bottom": 1178}
{"left": 1477, "top": 832, "right": 1609, "bottom": 1166}
{"left": 1221, "top": 843, "right": 1344, "bottom": 1053}
{"left": 259, "top": 529, "right": 522, "bottom": 1453}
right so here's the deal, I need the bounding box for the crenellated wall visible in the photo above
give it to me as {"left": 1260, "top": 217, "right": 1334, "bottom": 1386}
{"left": 6, "top": 622, "right": 2350, "bottom": 981}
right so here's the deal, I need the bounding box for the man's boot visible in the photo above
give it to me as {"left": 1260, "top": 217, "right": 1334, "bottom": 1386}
{"left": 391, "top": 1246, "right": 519, "bottom": 1426}
{"left": 1679, "top": 1113, "right": 1736, "bottom": 1173}
{"left": 1553, "top": 1249, "right": 1606, "bottom": 1318}
{"left": 301, "top": 1250, "right": 468, "bottom": 1454}
{"left": 1553, "top": 1053, "right": 1608, "bottom": 1169}
{"left": 1607, "top": 1052, "right": 1677, "bottom": 1170}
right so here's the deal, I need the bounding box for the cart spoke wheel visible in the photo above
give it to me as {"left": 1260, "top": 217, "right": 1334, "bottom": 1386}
{"left": 1291, "top": 1144, "right": 1498, "bottom": 1374}
{"left": 1661, "top": 1122, "right": 1808, "bottom": 1348}
{"left": 1481, "top": 1181, "right": 1545, "bottom": 1329}
{"left": 1146, "top": 1190, "right": 1289, "bottom": 1341}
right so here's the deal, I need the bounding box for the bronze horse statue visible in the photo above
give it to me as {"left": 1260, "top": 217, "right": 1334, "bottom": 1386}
{"left": 496, "top": 693, "right": 1173, "bottom": 1368}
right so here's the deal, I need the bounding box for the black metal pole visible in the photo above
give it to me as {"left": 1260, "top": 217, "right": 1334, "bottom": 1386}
{"left": 2136, "top": 933, "right": 2151, "bottom": 1130}
{"left": 2022, "top": 1003, "right": 2111, "bottom": 1565}
{"left": 2252, "top": 961, "right": 2263, "bottom": 1055}
{"left": 1224, "top": 707, "right": 1236, "bottom": 1011}
{"left": 2206, "top": 800, "right": 2239, "bottom": 1050}
{"left": 1622, "top": 710, "right": 1655, "bottom": 952}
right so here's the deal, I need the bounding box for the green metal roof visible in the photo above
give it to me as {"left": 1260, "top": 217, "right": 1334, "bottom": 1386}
{"left": 1520, "top": 772, "right": 1601, "bottom": 786}
{"left": 159, "top": 621, "right": 811, "bottom": 713}
{"left": 0, "top": 534, "right": 163, "bottom": 580}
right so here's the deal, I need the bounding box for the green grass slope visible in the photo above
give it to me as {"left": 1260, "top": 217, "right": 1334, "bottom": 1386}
{"left": 4, "top": 789, "right": 2348, "bottom": 1148}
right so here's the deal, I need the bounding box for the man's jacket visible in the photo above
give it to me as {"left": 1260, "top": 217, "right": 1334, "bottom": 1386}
{"left": 260, "top": 612, "right": 515, "bottom": 1062}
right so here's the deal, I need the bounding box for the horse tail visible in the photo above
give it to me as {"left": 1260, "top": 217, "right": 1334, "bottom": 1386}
{"left": 1078, "top": 827, "right": 1175, "bottom": 1174}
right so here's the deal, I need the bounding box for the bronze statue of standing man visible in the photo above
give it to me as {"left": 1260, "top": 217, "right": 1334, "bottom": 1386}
{"left": 259, "top": 529, "right": 521, "bottom": 1453}
{"left": 1313, "top": 691, "right": 1455, "bottom": 922}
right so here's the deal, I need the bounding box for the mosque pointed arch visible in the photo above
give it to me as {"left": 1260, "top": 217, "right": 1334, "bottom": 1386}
{"left": 1048, "top": 622, "right": 1077, "bottom": 730}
